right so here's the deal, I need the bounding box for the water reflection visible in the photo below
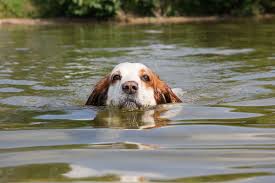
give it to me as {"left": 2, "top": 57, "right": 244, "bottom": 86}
{"left": 0, "top": 20, "right": 275, "bottom": 182}
{"left": 92, "top": 107, "right": 169, "bottom": 129}
{"left": 31, "top": 103, "right": 263, "bottom": 130}
{"left": 0, "top": 162, "right": 273, "bottom": 182}
{"left": 33, "top": 106, "right": 170, "bottom": 129}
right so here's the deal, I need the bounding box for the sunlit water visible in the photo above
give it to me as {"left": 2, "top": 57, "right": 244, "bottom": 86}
{"left": 0, "top": 20, "right": 274, "bottom": 182}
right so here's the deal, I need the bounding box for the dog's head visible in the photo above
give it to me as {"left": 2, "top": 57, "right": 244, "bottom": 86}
{"left": 86, "top": 62, "right": 182, "bottom": 109}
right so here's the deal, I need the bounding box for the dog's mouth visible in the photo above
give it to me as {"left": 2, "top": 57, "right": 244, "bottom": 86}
{"left": 119, "top": 98, "right": 142, "bottom": 110}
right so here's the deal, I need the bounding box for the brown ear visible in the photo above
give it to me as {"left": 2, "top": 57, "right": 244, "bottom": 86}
{"left": 85, "top": 75, "right": 110, "bottom": 106}
{"left": 152, "top": 73, "right": 182, "bottom": 105}
{"left": 154, "top": 83, "right": 182, "bottom": 104}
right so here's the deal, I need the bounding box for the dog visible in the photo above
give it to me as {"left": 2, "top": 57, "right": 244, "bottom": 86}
{"left": 86, "top": 62, "right": 182, "bottom": 109}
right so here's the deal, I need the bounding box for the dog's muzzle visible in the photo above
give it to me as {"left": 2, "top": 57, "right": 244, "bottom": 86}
{"left": 119, "top": 98, "right": 142, "bottom": 110}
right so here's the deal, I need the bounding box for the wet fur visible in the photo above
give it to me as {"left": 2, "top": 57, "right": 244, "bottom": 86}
{"left": 85, "top": 75, "right": 110, "bottom": 106}
{"left": 86, "top": 64, "right": 182, "bottom": 107}
{"left": 141, "top": 69, "right": 182, "bottom": 104}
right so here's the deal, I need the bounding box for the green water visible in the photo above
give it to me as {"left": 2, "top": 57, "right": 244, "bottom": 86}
{"left": 0, "top": 19, "right": 274, "bottom": 182}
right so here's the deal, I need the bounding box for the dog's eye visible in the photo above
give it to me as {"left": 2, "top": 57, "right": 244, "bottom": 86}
{"left": 112, "top": 74, "right": 121, "bottom": 81}
{"left": 141, "top": 74, "right": 150, "bottom": 82}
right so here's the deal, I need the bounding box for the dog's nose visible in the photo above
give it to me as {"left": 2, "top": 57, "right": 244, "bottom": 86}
{"left": 122, "top": 81, "right": 138, "bottom": 94}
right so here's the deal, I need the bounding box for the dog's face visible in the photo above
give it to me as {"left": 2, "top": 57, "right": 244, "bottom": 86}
{"left": 107, "top": 63, "right": 156, "bottom": 108}
{"left": 86, "top": 62, "right": 181, "bottom": 109}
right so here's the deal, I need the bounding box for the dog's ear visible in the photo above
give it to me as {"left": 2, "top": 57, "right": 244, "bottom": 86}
{"left": 154, "top": 83, "right": 182, "bottom": 104}
{"left": 85, "top": 75, "right": 110, "bottom": 106}
{"left": 151, "top": 72, "right": 182, "bottom": 105}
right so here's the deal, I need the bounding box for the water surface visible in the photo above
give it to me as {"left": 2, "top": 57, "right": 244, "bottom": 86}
{"left": 0, "top": 20, "right": 274, "bottom": 182}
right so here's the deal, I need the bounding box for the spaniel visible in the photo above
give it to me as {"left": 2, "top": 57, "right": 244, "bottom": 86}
{"left": 86, "top": 62, "right": 182, "bottom": 109}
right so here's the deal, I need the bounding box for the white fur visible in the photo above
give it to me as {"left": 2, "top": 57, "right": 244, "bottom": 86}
{"left": 106, "top": 63, "right": 156, "bottom": 108}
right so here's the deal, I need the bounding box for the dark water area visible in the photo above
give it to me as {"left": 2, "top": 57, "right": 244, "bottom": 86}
{"left": 0, "top": 19, "right": 274, "bottom": 182}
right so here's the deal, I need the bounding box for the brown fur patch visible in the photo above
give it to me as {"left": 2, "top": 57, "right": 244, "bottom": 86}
{"left": 87, "top": 66, "right": 182, "bottom": 106}
{"left": 85, "top": 75, "right": 110, "bottom": 106}
{"left": 139, "top": 68, "right": 182, "bottom": 104}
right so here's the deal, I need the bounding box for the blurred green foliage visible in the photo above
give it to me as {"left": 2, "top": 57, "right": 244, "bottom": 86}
{"left": 1, "top": 0, "right": 275, "bottom": 18}
{"left": 173, "top": 0, "right": 265, "bottom": 16}
{"left": 32, "top": 0, "right": 120, "bottom": 18}
{"left": 120, "top": 0, "right": 158, "bottom": 16}
{"left": 0, "top": 0, "right": 37, "bottom": 17}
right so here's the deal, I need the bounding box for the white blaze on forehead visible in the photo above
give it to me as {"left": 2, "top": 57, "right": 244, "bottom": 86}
{"left": 111, "top": 62, "right": 148, "bottom": 82}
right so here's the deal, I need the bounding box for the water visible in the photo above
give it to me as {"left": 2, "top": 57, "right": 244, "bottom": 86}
{"left": 0, "top": 19, "right": 274, "bottom": 182}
